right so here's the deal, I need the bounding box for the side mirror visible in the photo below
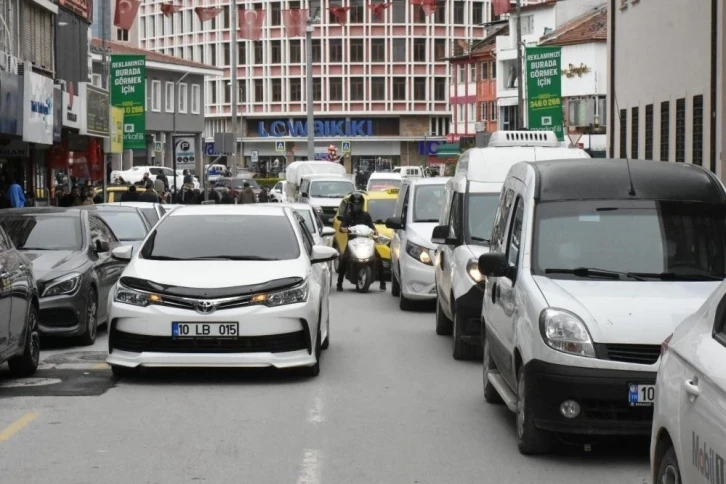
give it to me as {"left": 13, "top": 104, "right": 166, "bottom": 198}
{"left": 478, "top": 253, "right": 510, "bottom": 278}
{"left": 111, "top": 245, "right": 134, "bottom": 261}
{"left": 301, "top": 192, "right": 309, "bottom": 198}
{"left": 311, "top": 245, "right": 339, "bottom": 264}
{"left": 431, "top": 225, "right": 457, "bottom": 245}
{"left": 321, "top": 226, "right": 335, "bottom": 237}
{"left": 95, "top": 240, "right": 110, "bottom": 253}
{"left": 385, "top": 216, "right": 402, "bottom": 230}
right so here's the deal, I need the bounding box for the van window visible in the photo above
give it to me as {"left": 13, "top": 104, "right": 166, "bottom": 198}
{"left": 466, "top": 193, "right": 500, "bottom": 246}
{"left": 507, "top": 198, "right": 524, "bottom": 266}
{"left": 490, "top": 189, "right": 515, "bottom": 252}
{"left": 394, "top": 183, "right": 410, "bottom": 222}
{"left": 448, "top": 193, "right": 463, "bottom": 239}
{"left": 533, "top": 200, "right": 726, "bottom": 280}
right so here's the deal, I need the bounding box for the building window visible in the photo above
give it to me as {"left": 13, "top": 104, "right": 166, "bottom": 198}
{"left": 92, "top": 74, "right": 102, "bottom": 88}
{"left": 350, "top": 39, "right": 364, "bottom": 62}
{"left": 473, "top": 2, "right": 484, "bottom": 24}
{"left": 290, "top": 79, "right": 302, "bottom": 102}
{"left": 254, "top": 79, "right": 264, "bottom": 102}
{"left": 458, "top": 65, "right": 465, "bottom": 83}
{"left": 393, "top": 39, "right": 406, "bottom": 62}
{"left": 469, "top": 64, "right": 476, "bottom": 83}
{"left": 413, "top": 5, "right": 426, "bottom": 23}
{"left": 619, "top": 109, "right": 626, "bottom": 158}
{"left": 290, "top": 40, "right": 301, "bottom": 63}
{"left": 330, "top": 77, "right": 343, "bottom": 101}
{"left": 434, "top": 0, "right": 446, "bottom": 23}
{"left": 631, "top": 107, "right": 639, "bottom": 158}
{"left": 413, "top": 39, "right": 426, "bottom": 62}
{"left": 434, "top": 77, "right": 446, "bottom": 101}
{"left": 454, "top": 1, "right": 465, "bottom": 23}
{"left": 209, "top": 44, "right": 217, "bottom": 65}
{"left": 116, "top": 29, "right": 129, "bottom": 41}
{"left": 660, "top": 101, "right": 670, "bottom": 161}
{"left": 414, "top": 77, "right": 426, "bottom": 101}
{"left": 644, "top": 104, "right": 653, "bottom": 160}
{"left": 481, "top": 62, "right": 488, "bottom": 80}
{"left": 151, "top": 81, "right": 161, "bottom": 112}
{"left": 350, "top": 0, "right": 364, "bottom": 23}
{"left": 178, "top": 83, "right": 188, "bottom": 113}
{"left": 254, "top": 41, "right": 263, "bottom": 64}
{"left": 312, "top": 39, "right": 321, "bottom": 62}
{"left": 675, "top": 98, "right": 686, "bottom": 162}
{"left": 393, "top": 77, "right": 406, "bottom": 101}
{"left": 237, "top": 80, "right": 247, "bottom": 104}
{"left": 271, "top": 79, "right": 282, "bottom": 102}
{"left": 371, "top": 39, "right": 385, "bottom": 62}
{"left": 330, "top": 39, "right": 343, "bottom": 62}
{"left": 191, "top": 85, "right": 201, "bottom": 114}
{"left": 491, "top": 101, "right": 498, "bottom": 121}
{"left": 692, "top": 95, "right": 703, "bottom": 166}
{"left": 521, "top": 15, "right": 534, "bottom": 35}
{"left": 371, "top": 77, "right": 386, "bottom": 101}
{"left": 350, "top": 77, "right": 364, "bottom": 101}
{"left": 313, "top": 78, "right": 322, "bottom": 101}
{"left": 481, "top": 102, "right": 488, "bottom": 121}
{"left": 434, "top": 39, "right": 446, "bottom": 60}
{"left": 270, "top": 2, "right": 282, "bottom": 25}
{"left": 270, "top": 40, "right": 282, "bottom": 64}
{"left": 491, "top": 61, "right": 497, "bottom": 79}
{"left": 392, "top": 1, "right": 406, "bottom": 23}
{"left": 210, "top": 81, "right": 217, "bottom": 104}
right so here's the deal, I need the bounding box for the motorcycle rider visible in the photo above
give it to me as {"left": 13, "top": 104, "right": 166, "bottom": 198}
{"left": 337, "top": 192, "right": 386, "bottom": 292}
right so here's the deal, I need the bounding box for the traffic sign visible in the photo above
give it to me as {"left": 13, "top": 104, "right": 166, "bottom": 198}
{"left": 251, "top": 150, "right": 259, "bottom": 163}
{"left": 275, "top": 141, "right": 286, "bottom": 152}
{"left": 154, "top": 141, "right": 162, "bottom": 153}
{"left": 341, "top": 141, "right": 351, "bottom": 153}
{"left": 205, "top": 143, "right": 215, "bottom": 156}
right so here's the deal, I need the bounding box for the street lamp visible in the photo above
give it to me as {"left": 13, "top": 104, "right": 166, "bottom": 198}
{"left": 305, "top": 9, "right": 321, "bottom": 161}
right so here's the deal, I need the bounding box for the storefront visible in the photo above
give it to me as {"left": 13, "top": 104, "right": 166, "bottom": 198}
{"left": 23, "top": 71, "right": 56, "bottom": 206}
{"left": 0, "top": 70, "right": 26, "bottom": 206}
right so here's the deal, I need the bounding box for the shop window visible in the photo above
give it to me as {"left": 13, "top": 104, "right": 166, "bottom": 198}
{"left": 660, "top": 101, "right": 670, "bottom": 161}
{"left": 692, "top": 95, "right": 703, "bottom": 166}
{"left": 645, "top": 104, "right": 653, "bottom": 160}
{"left": 676, "top": 98, "right": 685, "bottom": 163}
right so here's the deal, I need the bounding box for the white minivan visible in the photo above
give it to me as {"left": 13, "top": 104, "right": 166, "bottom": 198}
{"left": 432, "top": 131, "right": 590, "bottom": 360}
{"left": 299, "top": 175, "right": 356, "bottom": 226}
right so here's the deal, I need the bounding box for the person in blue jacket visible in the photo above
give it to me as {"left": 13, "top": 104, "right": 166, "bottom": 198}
{"left": 7, "top": 177, "right": 25, "bottom": 208}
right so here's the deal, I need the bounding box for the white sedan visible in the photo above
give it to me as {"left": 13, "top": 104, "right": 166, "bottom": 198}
{"left": 651, "top": 280, "right": 726, "bottom": 483}
{"left": 105, "top": 205, "right": 338, "bottom": 377}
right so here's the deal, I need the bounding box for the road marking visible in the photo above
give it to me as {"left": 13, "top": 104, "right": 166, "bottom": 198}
{"left": 296, "top": 448, "right": 321, "bottom": 484}
{"left": 307, "top": 394, "right": 325, "bottom": 424}
{"left": 0, "top": 412, "right": 38, "bottom": 442}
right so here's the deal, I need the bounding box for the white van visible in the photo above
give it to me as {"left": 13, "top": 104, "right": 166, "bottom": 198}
{"left": 392, "top": 166, "right": 424, "bottom": 179}
{"left": 431, "top": 131, "right": 590, "bottom": 360}
{"left": 299, "top": 174, "right": 356, "bottom": 226}
{"left": 366, "top": 172, "right": 402, "bottom": 192}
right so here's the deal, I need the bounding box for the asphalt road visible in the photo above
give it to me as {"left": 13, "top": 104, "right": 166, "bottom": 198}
{"left": 0, "top": 284, "right": 650, "bottom": 484}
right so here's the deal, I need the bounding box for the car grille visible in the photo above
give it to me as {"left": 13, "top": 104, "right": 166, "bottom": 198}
{"left": 581, "top": 399, "right": 655, "bottom": 421}
{"left": 111, "top": 329, "right": 308, "bottom": 354}
{"left": 596, "top": 344, "right": 661, "bottom": 365}
{"left": 39, "top": 309, "right": 79, "bottom": 328}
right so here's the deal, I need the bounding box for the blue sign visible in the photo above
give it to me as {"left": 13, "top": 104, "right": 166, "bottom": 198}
{"left": 418, "top": 141, "right": 442, "bottom": 156}
{"left": 259, "top": 119, "right": 373, "bottom": 138}
{"left": 341, "top": 141, "right": 351, "bottom": 153}
{"left": 205, "top": 143, "right": 216, "bottom": 156}
{"left": 275, "top": 141, "right": 286, "bottom": 152}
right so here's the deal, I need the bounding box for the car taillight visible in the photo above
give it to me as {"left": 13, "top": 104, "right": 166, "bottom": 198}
{"left": 661, "top": 334, "right": 673, "bottom": 355}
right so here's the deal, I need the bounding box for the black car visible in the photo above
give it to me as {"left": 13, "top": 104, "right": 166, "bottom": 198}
{"left": 75, "top": 205, "right": 152, "bottom": 252}
{"left": 0, "top": 223, "right": 40, "bottom": 376}
{"left": 0, "top": 208, "right": 128, "bottom": 345}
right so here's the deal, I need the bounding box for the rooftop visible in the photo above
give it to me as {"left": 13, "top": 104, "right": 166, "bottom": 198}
{"left": 91, "top": 39, "right": 222, "bottom": 73}
{"left": 539, "top": 4, "right": 608, "bottom": 46}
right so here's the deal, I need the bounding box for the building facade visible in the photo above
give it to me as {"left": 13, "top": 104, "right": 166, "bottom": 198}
{"left": 608, "top": 0, "right": 724, "bottom": 177}
{"left": 133, "top": 0, "right": 498, "bottom": 172}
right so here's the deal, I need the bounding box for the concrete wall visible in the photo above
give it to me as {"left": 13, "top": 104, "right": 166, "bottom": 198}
{"left": 561, "top": 42, "right": 607, "bottom": 98}
{"left": 145, "top": 69, "right": 206, "bottom": 134}
{"left": 56, "top": 9, "right": 90, "bottom": 86}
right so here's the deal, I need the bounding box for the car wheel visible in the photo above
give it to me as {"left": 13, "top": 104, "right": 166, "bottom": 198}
{"left": 435, "top": 298, "right": 453, "bottom": 335}
{"left": 7, "top": 305, "right": 40, "bottom": 377}
{"left": 516, "top": 369, "right": 554, "bottom": 455}
{"left": 399, "top": 286, "right": 415, "bottom": 311}
{"left": 482, "top": 333, "right": 503, "bottom": 404}
{"left": 356, "top": 266, "right": 372, "bottom": 293}
{"left": 391, "top": 271, "right": 400, "bottom": 297}
{"left": 657, "top": 446, "right": 681, "bottom": 484}
{"left": 79, "top": 287, "right": 98, "bottom": 346}
{"left": 111, "top": 365, "right": 135, "bottom": 379}
{"left": 452, "top": 312, "right": 478, "bottom": 360}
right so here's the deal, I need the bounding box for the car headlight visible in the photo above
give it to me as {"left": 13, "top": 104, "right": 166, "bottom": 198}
{"left": 42, "top": 273, "right": 83, "bottom": 297}
{"left": 406, "top": 241, "right": 432, "bottom": 265}
{"left": 375, "top": 234, "right": 392, "bottom": 246}
{"left": 250, "top": 281, "right": 309, "bottom": 307}
{"left": 539, "top": 308, "right": 596, "bottom": 358}
{"left": 114, "top": 285, "right": 163, "bottom": 307}
{"left": 466, "top": 259, "right": 483, "bottom": 282}
{"left": 313, "top": 206, "right": 323, "bottom": 213}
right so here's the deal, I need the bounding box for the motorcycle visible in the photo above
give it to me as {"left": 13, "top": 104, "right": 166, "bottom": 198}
{"left": 341, "top": 225, "right": 384, "bottom": 293}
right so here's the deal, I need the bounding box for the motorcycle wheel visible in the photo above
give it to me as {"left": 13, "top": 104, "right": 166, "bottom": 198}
{"left": 356, "top": 266, "right": 373, "bottom": 293}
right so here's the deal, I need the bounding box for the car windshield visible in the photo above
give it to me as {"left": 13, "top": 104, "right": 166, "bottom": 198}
{"left": 309, "top": 180, "right": 354, "bottom": 198}
{"left": 232, "top": 179, "right": 260, "bottom": 190}
{"left": 141, "top": 208, "right": 159, "bottom": 225}
{"left": 533, "top": 200, "right": 726, "bottom": 280}
{"left": 413, "top": 185, "right": 446, "bottom": 222}
{"left": 141, "top": 214, "right": 300, "bottom": 261}
{"left": 466, "top": 193, "right": 500, "bottom": 244}
{"left": 0, "top": 215, "right": 82, "bottom": 250}
{"left": 367, "top": 199, "right": 397, "bottom": 224}
{"left": 96, "top": 211, "right": 148, "bottom": 241}
{"left": 294, "top": 209, "right": 316, "bottom": 234}
{"left": 368, "top": 179, "right": 401, "bottom": 191}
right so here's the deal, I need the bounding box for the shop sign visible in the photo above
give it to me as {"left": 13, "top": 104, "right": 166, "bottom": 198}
{"left": 80, "top": 83, "right": 110, "bottom": 138}
{"left": 258, "top": 119, "right": 373, "bottom": 138}
{"left": 109, "top": 107, "right": 124, "bottom": 154}
{"left": 0, "top": 71, "right": 22, "bottom": 136}
{"left": 62, "top": 82, "right": 82, "bottom": 130}
{"left": 53, "top": 86, "right": 62, "bottom": 143}
{"left": 418, "top": 141, "right": 441, "bottom": 156}
{"left": 110, "top": 55, "right": 146, "bottom": 149}
{"left": 526, "top": 46, "right": 564, "bottom": 141}
{"left": 173, "top": 136, "right": 196, "bottom": 169}
{"left": 58, "top": 0, "right": 92, "bottom": 22}
{"left": 0, "top": 139, "right": 29, "bottom": 157}
{"left": 22, "top": 71, "right": 55, "bottom": 145}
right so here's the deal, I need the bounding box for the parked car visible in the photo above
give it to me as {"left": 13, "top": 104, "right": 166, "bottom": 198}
{"left": 650, "top": 279, "right": 726, "bottom": 483}
{"left": 0, "top": 223, "right": 40, "bottom": 377}
{"left": 269, "top": 180, "right": 288, "bottom": 203}
{"left": 214, "top": 176, "right": 262, "bottom": 202}
{"left": 110, "top": 165, "right": 186, "bottom": 190}
{"left": 477, "top": 158, "right": 726, "bottom": 455}
{"left": 105, "top": 205, "right": 338, "bottom": 377}
{"left": 0, "top": 208, "right": 128, "bottom": 344}
{"left": 101, "top": 202, "right": 169, "bottom": 226}
{"left": 366, "top": 172, "right": 402, "bottom": 192}
{"left": 76, "top": 205, "right": 152, "bottom": 251}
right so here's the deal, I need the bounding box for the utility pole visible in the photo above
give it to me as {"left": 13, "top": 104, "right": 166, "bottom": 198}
{"left": 230, "top": 0, "right": 239, "bottom": 176}
{"left": 515, "top": 0, "right": 524, "bottom": 129}
{"left": 102, "top": 0, "right": 109, "bottom": 201}
{"left": 305, "top": 14, "right": 315, "bottom": 161}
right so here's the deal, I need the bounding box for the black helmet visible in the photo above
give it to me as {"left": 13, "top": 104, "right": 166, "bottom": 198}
{"left": 349, "top": 191, "right": 365, "bottom": 213}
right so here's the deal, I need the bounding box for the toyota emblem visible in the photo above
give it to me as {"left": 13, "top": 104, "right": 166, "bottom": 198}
{"left": 196, "top": 300, "right": 217, "bottom": 315}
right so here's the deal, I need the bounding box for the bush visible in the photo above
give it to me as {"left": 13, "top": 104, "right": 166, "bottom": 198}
{"left": 255, "top": 178, "right": 282, "bottom": 188}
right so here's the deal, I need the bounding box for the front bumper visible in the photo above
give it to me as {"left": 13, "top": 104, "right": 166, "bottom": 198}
{"left": 400, "top": 255, "right": 436, "bottom": 300}
{"left": 38, "top": 292, "right": 88, "bottom": 337}
{"left": 455, "top": 285, "right": 485, "bottom": 344}
{"left": 524, "top": 359, "right": 657, "bottom": 435}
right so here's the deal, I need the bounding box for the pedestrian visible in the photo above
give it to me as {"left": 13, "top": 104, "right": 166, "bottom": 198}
{"left": 7, "top": 177, "right": 25, "bottom": 208}
{"left": 73, "top": 189, "right": 85, "bottom": 206}
{"left": 121, "top": 185, "right": 139, "bottom": 202}
{"left": 82, "top": 191, "right": 95, "bottom": 205}
{"left": 239, "top": 182, "right": 256, "bottom": 204}
{"left": 154, "top": 174, "right": 166, "bottom": 200}
{"left": 206, "top": 182, "right": 222, "bottom": 204}
{"left": 183, "top": 170, "right": 194, "bottom": 186}
{"left": 258, "top": 186, "right": 269, "bottom": 203}
{"left": 220, "top": 190, "right": 235, "bottom": 204}
{"left": 60, "top": 186, "right": 79, "bottom": 207}
{"left": 138, "top": 180, "right": 160, "bottom": 203}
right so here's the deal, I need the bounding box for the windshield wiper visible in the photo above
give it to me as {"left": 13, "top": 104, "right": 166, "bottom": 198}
{"left": 470, "top": 236, "right": 491, "bottom": 243}
{"left": 544, "top": 267, "right": 640, "bottom": 280}
{"left": 185, "top": 255, "right": 279, "bottom": 261}
{"left": 627, "top": 271, "right": 726, "bottom": 281}
{"left": 415, "top": 219, "right": 440, "bottom": 223}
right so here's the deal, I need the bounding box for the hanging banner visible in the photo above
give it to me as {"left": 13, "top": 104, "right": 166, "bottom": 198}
{"left": 110, "top": 54, "right": 146, "bottom": 149}
{"left": 22, "top": 72, "right": 55, "bottom": 145}
{"left": 109, "top": 107, "right": 124, "bottom": 153}
{"left": 525, "top": 46, "right": 564, "bottom": 141}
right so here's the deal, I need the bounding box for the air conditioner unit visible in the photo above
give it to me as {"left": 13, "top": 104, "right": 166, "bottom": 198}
{"left": 474, "top": 122, "right": 486, "bottom": 132}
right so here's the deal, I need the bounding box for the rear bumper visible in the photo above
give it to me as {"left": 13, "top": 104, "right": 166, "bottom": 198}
{"left": 524, "top": 359, "right": 656, "bottom": 435}
{"left": 455, "top": 285, "right": 484, "bottom": 344}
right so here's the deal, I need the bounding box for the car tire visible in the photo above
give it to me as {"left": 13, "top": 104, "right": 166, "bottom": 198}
{"left": 656, "top": 446, "right": 681, "bottom": 484}
{"left": 301, "top": 323, "right": 322, "bottom": 377}
{"left": 79, "top": 287, "right": 98, "bottom": 346}
{"left": 399, "top": 289, "right": 415, "bottom": 311}
{"left": 391, "top": 272, "right": 400, "bottom": 297}
{"left": 516, "top": 369, "right": 554, "bottom": 455}
{"left": 7, "top": 304, "right": 40, "bottom": 378}
{"left": 111, "top": 365, "right": 135, "bottom": 378}
{"left": 482, "top": 333, "right": 503, "bottom": 404}
{"left": 453, "top": 312, "right": 478, "bottom": 360}
{"left": 435, "top": 298, "right": 453, "bottom": 335}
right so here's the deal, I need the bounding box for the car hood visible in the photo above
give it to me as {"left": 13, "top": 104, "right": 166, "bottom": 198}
{"left": 21, "top": 250, "right": 86, "bottom": 281}
{"left": 406, "top": 223, "right": 439, "bottom": 250}
{"left": 466, "top": 244, "right": 489, "bottom": 260}
{"left": 309, "top": 197, "right": 343, "bottom": 208}
{"left": 532, "top": 276, "right": 720, "bottom": 345}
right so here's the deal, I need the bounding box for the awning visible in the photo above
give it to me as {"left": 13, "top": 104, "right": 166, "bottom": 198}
{"left": 437, "top": 143, "right": 460, "bottom": 157}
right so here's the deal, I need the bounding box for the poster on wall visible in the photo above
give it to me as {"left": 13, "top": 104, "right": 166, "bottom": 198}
{"left": 22, "top": 72, "right": 55, "bottom": 145}
{"left": 109, "top": 107, "right": 124, "bottom": 153}
{"left": 173, "top": 136, "right": 196, "bottom": 169}
{"left": 525, "top": 46, "right": 564, "bottom": 141}
{"left": 110, "top": 54, "right": 146, "bottom": 150}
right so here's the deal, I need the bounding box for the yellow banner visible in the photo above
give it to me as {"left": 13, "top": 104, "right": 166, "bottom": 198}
{"left": 109, "top": 107, "right": 124, "bottom": 154}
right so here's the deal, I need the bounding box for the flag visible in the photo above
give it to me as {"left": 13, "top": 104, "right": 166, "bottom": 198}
{"left": 195, "top": 7, "right": 223, "bottom": 23}
{"left": 160, "top": 3, "right": 181, "bottom": 17}
{"left": 283, "top": 9, "right": 308, "bottom": 38}
{"left": 328, "top": 6, "right": 351, "bottom": 26}
{"left": 113, "top": 0, "right": 141, "bottom": 30}
{"left": 410, "top": 0, "right": 436, "bottom": 16}
{"left": 493, "top": 0, "right": 512, "bottom": 16}
{"left": 367, "top": 2, "right": 392, "bottom": 21}
{"left": 239, "top": 9, "right": 266, "bottom": 41}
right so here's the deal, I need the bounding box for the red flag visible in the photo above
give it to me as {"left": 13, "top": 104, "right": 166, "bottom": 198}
{"left": 493, "top": 0, "right": 512, "bottom": 16}
{"left": 409, "top": 0, "right": 436, "bottom": 16}
{"left": 195, "top": 7, "right": 223, "bottom": 23}
{"left": 239, "top": 9, "right": 266, "bottom": 41}
{"left": 160, "top": 3, "right": 181, "bottom": 17}
{"left": 328, "top": 6, "right": 351, "bottom": 26}
{"left": 283, "top": 9, "right": 308, "bottom": 38}
{"left": 367, "top": 2, "right": 392, "bottom": 21}
{"left": 114, "top": 0, "right": 141, "bottom": 30}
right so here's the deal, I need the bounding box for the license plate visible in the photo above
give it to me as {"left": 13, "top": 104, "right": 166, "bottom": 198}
{"left": 172, "top": 322, "right": 239, "bottom": 339}
{"left": 628, "top": 384, "right": 656, "bottom": 406}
